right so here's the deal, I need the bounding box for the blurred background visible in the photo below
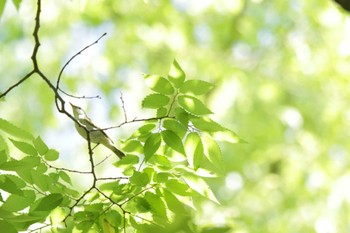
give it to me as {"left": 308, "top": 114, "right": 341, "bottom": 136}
{"left": 1, "top": 0, "right": 350, "bottom": 232}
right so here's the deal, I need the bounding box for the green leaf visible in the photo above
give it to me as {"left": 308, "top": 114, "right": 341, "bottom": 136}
{"left": 31, "top": 171, "right": 51, "bottom": 191}
{"left": 162, "top": 119, "right": 187, "bottom": 138}
{"left": 144, "top": 191, "right": 167, "bottom": 217}
{"left": 201, "top": 226, "right": 231, "bottom": 233}
{"left": 132, "top": 197, "right": 151, "bottom": 213}
{"left": 121, "top": 140, "right": 143, "bottom": 153}
{"left": 174, "top": 107, "right": 190, "bottom": 126}
{"left": 185, "top": 132, "right": 204, "bottom": 170}
{"left": 44, "top": 149, "right": 59, "bottom": 161}
{"left": 33, "top": 136, "right": 48, "bottom": 155}
{"left": 0, "top": 136, "right": 9, "bottom": 158}
{"left": 202, "top": 135, "right": 224, "bottom": 171}
{"left": 0, "top": 118, "right": 33, "bottom": 140}
{"left": 59, "top": 171, "right": 72, "bottom": 185}
{"left": 142, "top": 94, "right": 170, "bottom": 109}
{"left": 0, "top": 220, "right": 17, "bottom": 233}
{"left": 144, "top": 133, "right": 161, "bottom": 161}
{"left": 155, "top": 172, "right": 169, "bottom": 183}
{"left": 168, "top": 59, "right": 185, "bottom": 88}
{"left": 0, "top": 1, "right": 6, "bottom": 18}
{"left": 1, "top": 190, "right": 35, "bottom": 212}
{"left": 105, "top": 210, "right": 122, "bottom": 227}
{"left": 161, "top": 130, "right": 185, "bottom": 155}
{"left": 162, "top": 190, "right": 185, "bottom": 213}
{"left": 0, "top": 149, "right": 8, "bottom": 165}
{"left": 208, "top": 130, "right": 240, "bottom": 144}
{"left": 179, "top": 80, "right": 214, "bottom": 95}
{"left": 156, "top": 107, "right": 168, "bottom": 117}
{"left": 9, "top": 139, "right": 37, "bottom": 156}
{"left": 144, "top": 74, "right": 174, "bottom": 95}
{"left": 12, "top": 0, "right": 22, "bottom": 10}
{"left": 0, "top": 156, "right": 40, "bottom": 171}
{"left": 149, "top": 155, "right": 171, "bottom": 168}
{"left": 114, "top": 154, "right": 139, "bottom": 168}
{"left": 166, "top": 179, "right": 189, "bottom": 196}
{"left": 130, "top": 171, "right": 150, "bottom": 187}
{"left": 178, "top": 95, "right": 212, "bottom": 115}
{"left": 182, "top": 174, "right": 220, "bottom": 204}
{"left": 31, "top": 193, "right": 63, "bottom": 212}
{"left": 191, "top": 117, "right": 225, "bottom": 132}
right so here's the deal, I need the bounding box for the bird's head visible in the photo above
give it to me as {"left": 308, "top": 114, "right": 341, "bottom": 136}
{"left": 70, "top": 103, "right": 86, "bottom": 119}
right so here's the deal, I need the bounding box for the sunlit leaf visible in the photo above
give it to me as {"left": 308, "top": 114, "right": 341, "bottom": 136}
{"left": 182, "top": 174, "right": 220, "bottom": 204}
{"left": 162, "top": 190, "right": 185, "bottom": 213}
{"left": 202, "top": 135, "right": 224, "bottom": 171}
{"left": 191, "top": 117, "right": 225, "bottom": 132}
{"left": 1, "top": 190, "right": 35, "bottom": 212}
{"left": 144, "top": 191, "right": 167, "bottom": 217}
{"left": 130, "top": 171, "right": 150, "bottom": 187}
{"left": 0, "top": 175, "right": 24, "bottom": 195}
{"left": 166, "top": 179, "right": 189, "bottom": 196}
{"left": 0, "top": 1, "right": 6, "bottom": 18}
{"left": 142, "top": 94, "right": 170, "bottom": 109}
{"left": 13, "top": 0, "right": 22, "bottom": 10}
{"left": 156, "top": 107, "right": 168, "bottom": 117}
{"left": 144, "top": 133, "right": 161, "bottom": 161}
{"left": 0, "top": 118, "right": 33, "bottom": 140}
{"left": 9, "top": 139, "right": 37, "bottom": 156}
{"left": 161, "top": 130, "right": 185, "bottom": 155}
{"left": 162, "top": 119, "right": 187, "bottom": 138}
{"left": 185, "top": 132, "right": 204, "bottom": 170}
{"left": 44, "top": 149, "right": 59, "bottom": 161}
{"left": 33, "top": 136, "right": 48, "bottom": 155}
{"left": 121, "top": 140, "right": 143, "bottom": 153}
{"left": 179, "top": 80, "right": 214, "bottom": 95}
{"left": 59, "top": 171, "right": 72, "bottom": 185}
{"left": 31, "top": 193, "right": 63, "bottom": 212}
{"left": 178, "top": 95, "right": 212, "bottom": 115}
{"left": 167, "top": 59, "right": 185, "bottom": 88}
{"left": 105, "top": 210, "right": 122, "bottom": 227}
{"left": 144, "top": 74, "right": 175, "bottom": 95}
{"left": 0, "top": 220, "right": 17, "bottom": 233}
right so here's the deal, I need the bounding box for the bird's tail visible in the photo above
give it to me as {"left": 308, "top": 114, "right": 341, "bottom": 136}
{"left": 104, "top": 142, "right": 125, "bottom": 159}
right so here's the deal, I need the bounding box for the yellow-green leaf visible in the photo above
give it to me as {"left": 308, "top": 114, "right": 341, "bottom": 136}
{"left": 167, "top": 59, "right": 185, "bottom": 88}
{"left": 178, "top": 95, "right": 212, "bottom": 115}
{"left": 144, "top": 74, "right": 174, "bottom": 95}
{"left": 161, "top": 130, "right": 185, "bottom": 155}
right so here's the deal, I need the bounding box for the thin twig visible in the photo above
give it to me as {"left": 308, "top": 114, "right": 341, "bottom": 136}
{"left": 120, "top": 92, "right": 128, "bottom": 122}
{"left": 56, "top": 33, "right": 107, "bottom": 96}
{"left": 0, "top": 71, "right": 35, "bottom": 99}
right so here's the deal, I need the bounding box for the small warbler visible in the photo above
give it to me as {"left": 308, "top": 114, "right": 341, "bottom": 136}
{"left": 70, "top": 103, "right": 125, "bottom": 159}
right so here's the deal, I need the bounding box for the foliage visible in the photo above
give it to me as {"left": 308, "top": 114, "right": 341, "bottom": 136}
{"left": 2, "top": 0, "right": 350, "bottom": 233}
{"left": 0, "top": 1, "right": 240, "bottom": 232}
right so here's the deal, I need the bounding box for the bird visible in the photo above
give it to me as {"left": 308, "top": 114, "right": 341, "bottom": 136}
{"left": 70, "top": 103, "right": 125, "bottom": 159}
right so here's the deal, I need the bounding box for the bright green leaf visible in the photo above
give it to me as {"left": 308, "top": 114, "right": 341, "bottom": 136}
{"left": 33, "top": 136, "right": 48, "bottom": 155}
{"left": 178, "top": 95, "right": 212, "bottom": 115}
{"left": 121, "top": 140, "right": 143, "bottom": 153}
{"left": 130, "top": 171, "right": 150, "bottom": 187}
{"left": 31, "top": 193, "right": 63, "bottom": 212}
{"left": 105, "top": 210, "right": 122, "bottom": 227}
{"left": 179, "top": 80, "right": 214, "bottom": 95}
{"left": 114, "top": 154, "right": 139, "bottom": 168}
{"left": 166, "top": 179, "right": 189, "bottom": 196}
{"left": 208, "top": 130, "right": 240, "bottom": 144}
{"left": 0, "top": 150, "right": 8, "bottom": 165}
{"left": 0, "top": 118, "right": 33, "bottom": 140}
{"left": 191, "top": 117, "right": 225, "bottom": 132}
{"left": 0, "top": 136, "right": 9, "bottom": 155}
{"left": 0, "top": 220, "right": 17, "bottom": 233}
{"left": 144, "top": 191, "right": 167, "bottom": 217}
{"left": 162, "top": 119, "right": 187, "bottom": 138}
{"left": 168, "top": 59, "right": 185, "bottom": 88}
{"left": 161, "top": 130, "right": 185, "bottom": 155}
{"left": 44, "top": 149, "right": 59, "bottom": 161}
{"left": 142, "top": 94, "right": 170, "bottom": 109}
{"left": 0, "top": 175, "right": 24, "bottom": 195}
{"left": 174, "top": 107, "right": 189, "bottom": 126}
{"left": 133, "top": 196, "right": 151, "bottom": 213}
{"left": 144, "top": 74, "right": 175, "bottom": 95}
{"left": 156, "top": 107, "right": 168, "bottom": 117}
{"left": 202, "top": 135, "right": 224, "bottom": 171}
{"left": 9, "top": 139, "right": 37, "bottom": 156}
{"left": 1, "top": 190, "right": 35, "bottom": 212}
{"left": 182, "top": 174, "right": 220, "bottom": 204}
{"left": 144, "top": 133, "right": 161, "bottom": 161}
{"left": 12, "top": 0, "right": 22, "bottom": 10}
{"left": 59, "top": 171, "right": 72, "bottom": 185}
{"left": 185, "top": 132, "right": 204, "bottom": 170}
{"left": 0, "top": 1, "right": 6, "bottom": 18}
